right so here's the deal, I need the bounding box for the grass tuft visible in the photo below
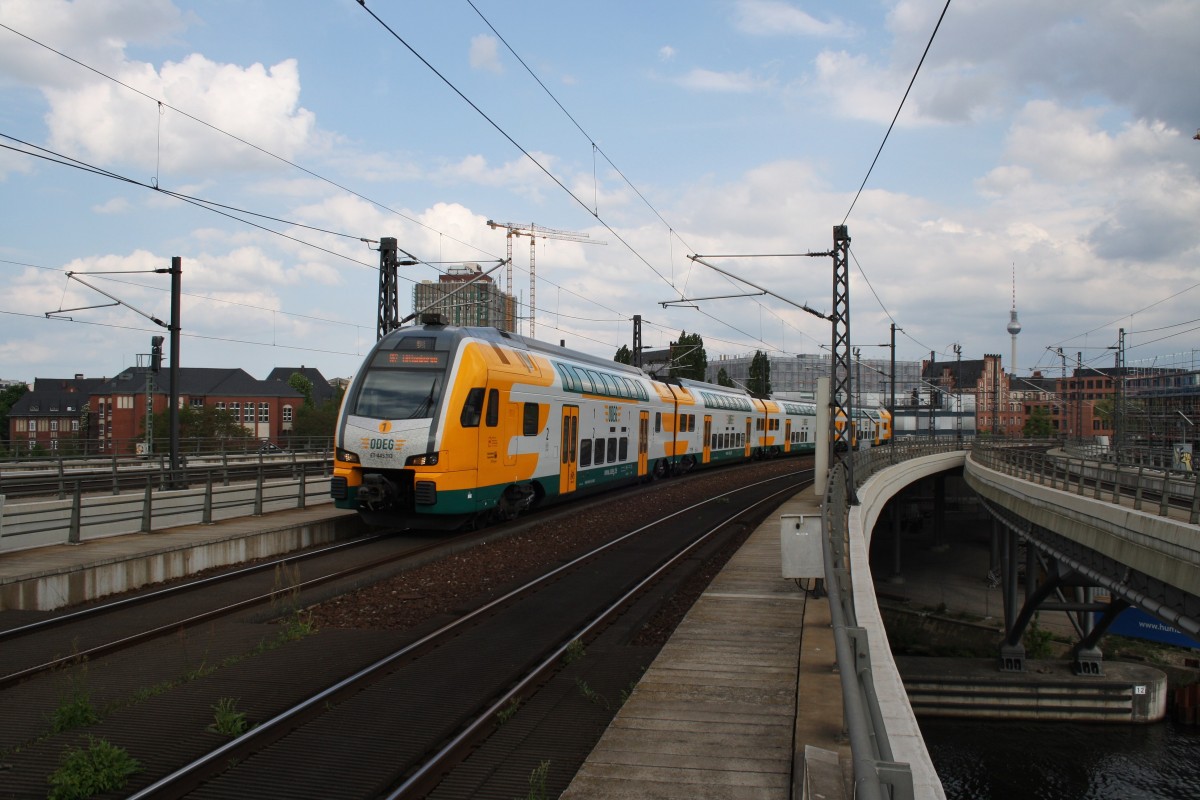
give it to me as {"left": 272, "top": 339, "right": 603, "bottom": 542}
{"left": 46, "top": 736, "right": 141, "bottom": 800}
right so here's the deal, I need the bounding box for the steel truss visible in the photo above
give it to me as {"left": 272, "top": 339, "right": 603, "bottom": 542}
{"left": 982, "top": 498, "right": 1200, "bottom": 674}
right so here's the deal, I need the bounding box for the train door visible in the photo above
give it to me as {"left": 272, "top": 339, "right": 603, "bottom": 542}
{"left": 638, "top": 410, "right": 649, "bottom": 478}
{"left": 560, "top": 405, "right": 578, "bottom": 494}
{"left": 702, "top": 415, "right": 712, "bottom": 464}
{"left": 504, "top": 403, "right": 518, "bottom": 466}
{"left": 744, "top": 418, "right": 752, "bottom": 458}
{"left": 784, "top": 419, "right": 792, "bottom": 453}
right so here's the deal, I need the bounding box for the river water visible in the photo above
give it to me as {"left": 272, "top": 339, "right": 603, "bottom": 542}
{"left": 919, "top": 716, "right": 1200, "bottom": 799}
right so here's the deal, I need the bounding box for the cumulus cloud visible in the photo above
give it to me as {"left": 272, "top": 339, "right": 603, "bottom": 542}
{"left": 734, "top": 0, "right": 853, "bottom": 38}
{"left": 91, "top": 196, "right": 131, "bottom": 214}
{"left": 673, "top": 68, "right": 772, "bottom": 93}
{"left": 811, "top": 0, "right": 1200, "bottom": 130}
{"left": 468, "top": 34, "right": 503, "bottom": 74}
{"left": 43, "top": 54, "right": 316, "bottom": 175}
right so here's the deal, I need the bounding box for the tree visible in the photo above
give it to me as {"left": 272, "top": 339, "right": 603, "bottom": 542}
{"left": 292, "top": 390, "right": 343, "bottom": 443}
{"left": 0, "top": 383, "right": 28, "bottom": 448}
{"left": 146, "top": 405, "right": 252, "bottom": 448}
{"left": 288, "top": 372, "right": 314, "bottom": 407}
{"left": 716, "top": 367, "right": 735, "bottom": 388}
{"left": 1023, "top": 406, "right": 1053, "bottom": 437}
{"left": 614, "top": 344, "right": 633, "bottom": 365}
{"left": 669, "top": 331, "right": 707, "bottom": 381}
{"left": 747, "top": 351, "right": 772, "bottom": 397}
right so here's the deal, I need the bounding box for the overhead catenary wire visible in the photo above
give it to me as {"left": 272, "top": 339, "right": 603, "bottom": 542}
{"left": 463, "top": 1, "right": 823, "bottom": 355}
{"left": 0, "top": 20, "right": 679, "bottom": 355}
{"left": 0, "top": 21, "right": 498, "bottom": 266}
{"left": 5, "top": 14, "right": 827, "bottom": 363}
{"left": 357, "top": 1, "right": 825, "bottom": 359}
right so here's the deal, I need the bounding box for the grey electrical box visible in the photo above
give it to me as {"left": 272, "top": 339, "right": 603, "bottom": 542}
{"left": 780, "top": 514, "right": 823, "bottom": 579}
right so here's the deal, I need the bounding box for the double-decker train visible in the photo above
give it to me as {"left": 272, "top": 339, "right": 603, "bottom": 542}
{"left": 331, "top": 317, "right": 891, "bottom": 528}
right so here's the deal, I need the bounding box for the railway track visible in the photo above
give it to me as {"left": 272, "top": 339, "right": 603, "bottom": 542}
{"left": 137, "top": 469, "right": 810, "bottom": 799}
{"left": 0, "top": 460, "right": 809, "bottom": 799}
{"left": 0, "top": 532, "right": 479, "bottom": 690}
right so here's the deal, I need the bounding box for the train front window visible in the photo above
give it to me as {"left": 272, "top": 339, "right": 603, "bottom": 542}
{"left": 354, "top": 369, "right": 443, "bottom": 420}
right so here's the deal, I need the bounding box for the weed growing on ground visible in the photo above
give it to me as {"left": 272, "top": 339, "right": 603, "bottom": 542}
{"left": 279, "top": 609, "right": 317, "bottom": 641}
{"left": 519, "top": 759, "right": 551, "bottom": 800}
{"left": 49, "top": 655, "right": 98, "bottom": 733}
{"left": 562, "top": 638, "right": 586, "bottom": 665}
{"left": 1024, "top": 614, "right": 1055, "bottom": 659}
{"left": 575, "top": 678, "right": 610, "bottom": 710}
{"left": 271, "top": 562, "right": 303, "bottom": 614}
{"left": 208, "top": 697, "right": 249, "bottom": 737}
{"left": 46, "top": 736, "right": 141, "bottom": 800}
{"left": 496, "top": 698, "right": 521, "bottom": 725}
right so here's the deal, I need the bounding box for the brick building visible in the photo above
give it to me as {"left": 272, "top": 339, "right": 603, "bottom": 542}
{"left": 8, "top": 366, "right": 330, "bottom": 455}
{"left": 7, "top": 375, "right": 105, "bottom": 453}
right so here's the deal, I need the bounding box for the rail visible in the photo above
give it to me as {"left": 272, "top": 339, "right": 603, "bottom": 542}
{"left": 972, "top": 443, "right": 1200, "bottom": 524}
{"left": 822, "top": 439, "right": 963, "bottom": 800}
{"left": 0, "top": 461, "right": 333, "bottom": 553}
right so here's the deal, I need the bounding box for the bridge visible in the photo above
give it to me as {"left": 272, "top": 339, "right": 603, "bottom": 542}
{"left": 830, "top": 440, "right": 1200, "bottom": 799}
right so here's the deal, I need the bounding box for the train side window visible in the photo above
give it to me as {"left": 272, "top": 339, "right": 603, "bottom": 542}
{"left": 618, "top": 437, "right": 628, "bottom": 461}
{"left": 579, "top": 438, "right": 592, "bottom": 467}
{"left": 485, "top": 389, "right": 499, "bottom": 427}
{"left": 522, "top": 402, "right": 539, "bottom": 436}
{"left": 594, "top": 438, "right": 606, "bottom": 464}
{"left": 689, "top": 414, "right": 696, "bottom": 432}
{"left": 460, "top": 388, "right": 484, "bottom": 428}
{"left": 710, "top": 434, "right": 717, "bottom": 449}
{"left": 607, "top": 437, "right": 617, "bottom": 462}
{"left": 655, "top": 412, "right": 661, "bottom": 433}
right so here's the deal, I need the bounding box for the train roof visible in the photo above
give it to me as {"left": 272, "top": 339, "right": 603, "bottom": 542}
{"left": 383, "top": 322, "right": 648, "bottom": 380}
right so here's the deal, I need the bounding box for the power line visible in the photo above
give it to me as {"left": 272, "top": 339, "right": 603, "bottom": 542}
{"left": 355, "top": 1, "right": 684, "bottom": 303}
{"left": 463, "top": 1, "right": 821, "bottom": 355}
{"left": 0, "top": 21, "right": 498, "bottom": 266}
{"left": 0, "top": 21, "right": 661, "bottom": 340}
{"left": 0, "top": 259, "right": 367, "bottom": 330}
{"left": 0, "top": 308, "right": 367, "bottom": 358}
{"left": 0, "top": 134, "right": 383, "bottom": 273}
{"left": 842, "top": 0, "right": 952, "bottom": 225}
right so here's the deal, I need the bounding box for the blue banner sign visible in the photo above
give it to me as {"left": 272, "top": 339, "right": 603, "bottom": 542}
{"left": 1107, "top": 607, "right": 1199, "bottom": 650}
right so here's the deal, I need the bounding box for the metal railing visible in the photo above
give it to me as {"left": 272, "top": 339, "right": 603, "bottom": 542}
{"left": 821, "top": 439, "right": 964, "bottom": 800}
{"left": 0, "top": 461, "right": 334, "bottom": 553}
{"left": 972, "top": 443, "right": 1200, "bottom": 524}
{"left": 0, "top": 448, "right": 331, "bottom": 501}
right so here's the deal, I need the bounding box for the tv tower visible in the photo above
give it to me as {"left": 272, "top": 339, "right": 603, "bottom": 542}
{"left": 1006, "top": 265, "right": 1021, "bottom": 375}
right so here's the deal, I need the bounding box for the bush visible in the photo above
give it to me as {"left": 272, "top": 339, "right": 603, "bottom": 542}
{"left": 47, "top": 736, "right": 141, "bottom": 800}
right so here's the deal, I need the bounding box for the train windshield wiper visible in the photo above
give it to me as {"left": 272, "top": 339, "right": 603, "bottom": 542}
{"left": 407, "top": 380, "right": 439, "bottom": 419}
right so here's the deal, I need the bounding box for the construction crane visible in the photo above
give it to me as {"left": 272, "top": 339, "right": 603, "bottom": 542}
{"left": 486, "top": 220, "right": 603, "bottom": 338}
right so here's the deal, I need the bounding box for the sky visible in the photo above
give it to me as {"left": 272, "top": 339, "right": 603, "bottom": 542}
{"left": 1, "top": 0, "right": 1198, "bottom": 388}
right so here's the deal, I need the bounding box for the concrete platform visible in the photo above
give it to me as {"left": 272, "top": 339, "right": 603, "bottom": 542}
{"left": 562, "top": 486, "right": 852, "bottom": 800}
{"left": 0, "top": 504, "right": 363, "bottom": 612}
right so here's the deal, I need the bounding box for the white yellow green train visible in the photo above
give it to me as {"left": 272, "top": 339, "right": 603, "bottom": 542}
{"left": 331, "top": 319, "right": 891, "bottom": 528}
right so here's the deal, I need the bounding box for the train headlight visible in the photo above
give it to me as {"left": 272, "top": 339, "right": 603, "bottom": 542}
{"left": 336, "top": 447, "right": 360, "bottom": 464}
{"left": 405, "top": 452, "right": 440, "bottom": 467}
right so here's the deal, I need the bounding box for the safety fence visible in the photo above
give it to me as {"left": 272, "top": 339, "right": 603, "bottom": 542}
{"left": 822, "top": 439, "right": 964, "bottom": 800}
{"left": 972, "top": 444, "right": 1200, "bottom": 525}
{"left": 0, "top": 462, "right": 333, "bottom": 553}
